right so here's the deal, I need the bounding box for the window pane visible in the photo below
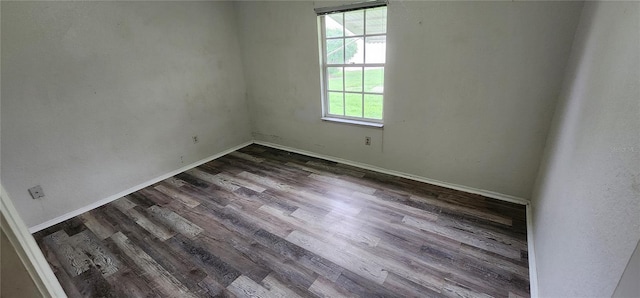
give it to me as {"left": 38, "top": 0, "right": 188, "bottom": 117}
{"left": 365, "top": 36, "right": 386, "bottom": 63}
{"left": 345, "top": 37, "right": 363, "bottom": 64}
{"left": 345, "top": 93, "right": 363, "bottom": 117}
{"left": 344, "top": 67, "right": 362, "bottom": 92}
{"left": 364, "top": 94, "right": 383, "bottom": 119}
{"left": 327, "top": 67, "right": 343, "bottom": 91}
{"left": 345, "top": 10, "right": 363, "bottom": 36}
{"left": 327, "top": 39, "right": 344, "bottom": 64}
{"left": 326, "top": 14, "right": 343, "bottom": 38}
{"left": 365, "top": 7, "right": 387, "bottom": 34}
{"left": 328, "top": 92, "right": 344, "bottom": 115}
{"left": 364, "top": 67, "right": 384, "bottom": 93}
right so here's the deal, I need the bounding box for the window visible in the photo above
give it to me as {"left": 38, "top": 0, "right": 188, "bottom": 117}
{"left": 317, "top": 2, "right": 387, "bottom": 125}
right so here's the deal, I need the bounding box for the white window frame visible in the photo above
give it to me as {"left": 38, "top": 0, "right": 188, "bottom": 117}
{"left": 316, "top": 1, "right": 387, "bottom": 127}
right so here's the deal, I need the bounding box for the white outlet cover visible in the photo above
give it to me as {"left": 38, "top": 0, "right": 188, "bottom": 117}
{"left": 29, "top": 185, "right": 45, "bottom": 199}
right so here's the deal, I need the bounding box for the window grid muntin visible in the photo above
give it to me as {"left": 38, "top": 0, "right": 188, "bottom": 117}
{"left": 325, "top": 33, "right": 386, "bottom": 40}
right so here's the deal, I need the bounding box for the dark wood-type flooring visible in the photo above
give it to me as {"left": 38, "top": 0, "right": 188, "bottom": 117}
{"left": 33, "top": 144, "right": 529, "bottom": 298}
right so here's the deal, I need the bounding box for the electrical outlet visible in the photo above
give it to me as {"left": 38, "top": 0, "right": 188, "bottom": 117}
{"left": 29, "top": 185, "right": 45, "bottom": 199}
{"left": 192, "top": 136, "right": 199, "bottom": 144}
{"left": 365, "top": 136, "right": 371, "bottom": 146}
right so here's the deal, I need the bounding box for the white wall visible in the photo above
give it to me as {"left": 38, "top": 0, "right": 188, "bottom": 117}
{"left": 1, "top": 1, "right": 252, "bottom": 228}
{"left": 531, "top": 1, "right": 640, "bottom": 297}
{"left": 235, "top": 1, "right": 583, "bottom": 199}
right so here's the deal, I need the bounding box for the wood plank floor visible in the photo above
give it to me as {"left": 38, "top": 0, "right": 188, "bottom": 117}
{"left": 33, "top": 144, "right": 530, "bottom": 298}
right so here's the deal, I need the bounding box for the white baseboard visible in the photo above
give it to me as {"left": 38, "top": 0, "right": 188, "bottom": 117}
{"left": 256, "top": 140, "right": 538, "bottom": 295}
{"left": 1, "top": 184, "right": 67, "bottom": 298}
{"left": 28, "top": 141, "right": 253, "bottom": 233}
{"left": 29, "top": 139, "right": 529, "bottom": 234}
{"left": 526, "top": 204, "right": 539, "bottom": 298}
{"left": 254, "top": 140, "right": 530, "bottom": 206}
{"left": 16, "top": 138, "right": 537, "bottom": 297}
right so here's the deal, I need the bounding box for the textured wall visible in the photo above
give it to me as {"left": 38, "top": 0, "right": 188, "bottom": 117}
{"left": 532, "top": 2, "right": 640, "bottom": 297}
{"left": 1, "top": 1, "right": 252, "bottom": 228}
{"left": 235, "top": 1, "right": 583, "bottom": 199}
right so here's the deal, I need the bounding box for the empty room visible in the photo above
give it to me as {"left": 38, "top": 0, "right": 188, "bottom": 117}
{"left": 1, "top": 0, "right": 638, "bottom": 297}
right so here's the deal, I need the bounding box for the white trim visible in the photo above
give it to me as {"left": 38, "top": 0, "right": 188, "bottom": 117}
{"left": 253, "top": 140, "right": 529, "bottom": 205}
{"left": 319, "top": 5, "right": 387, "bottom": 124}
{"left": 321, "top": 117, "right": 384, "bottom": 128}
{"left": 526, "top": 204, "right": 539, "bottom": 298}
{"left": 28, "top": 141, "right": 253, "bottom": 233}
{"left": 314, "top": 0, "right": 387, "bottom": 15}
{"left": 1, "top": 184, "right": 67, "bottom": 298}
{"left": 11, "top": 138, "right": 536, "bottom": 297}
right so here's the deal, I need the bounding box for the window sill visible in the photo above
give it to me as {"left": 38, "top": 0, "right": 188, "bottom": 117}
{"left": 321, "top": 117, "right": 384, "bottom": 128}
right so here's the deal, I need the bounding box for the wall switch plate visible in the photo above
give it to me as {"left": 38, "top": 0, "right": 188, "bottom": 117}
{"left": 29, "top": 185, "right": 45, "bottom": 199}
